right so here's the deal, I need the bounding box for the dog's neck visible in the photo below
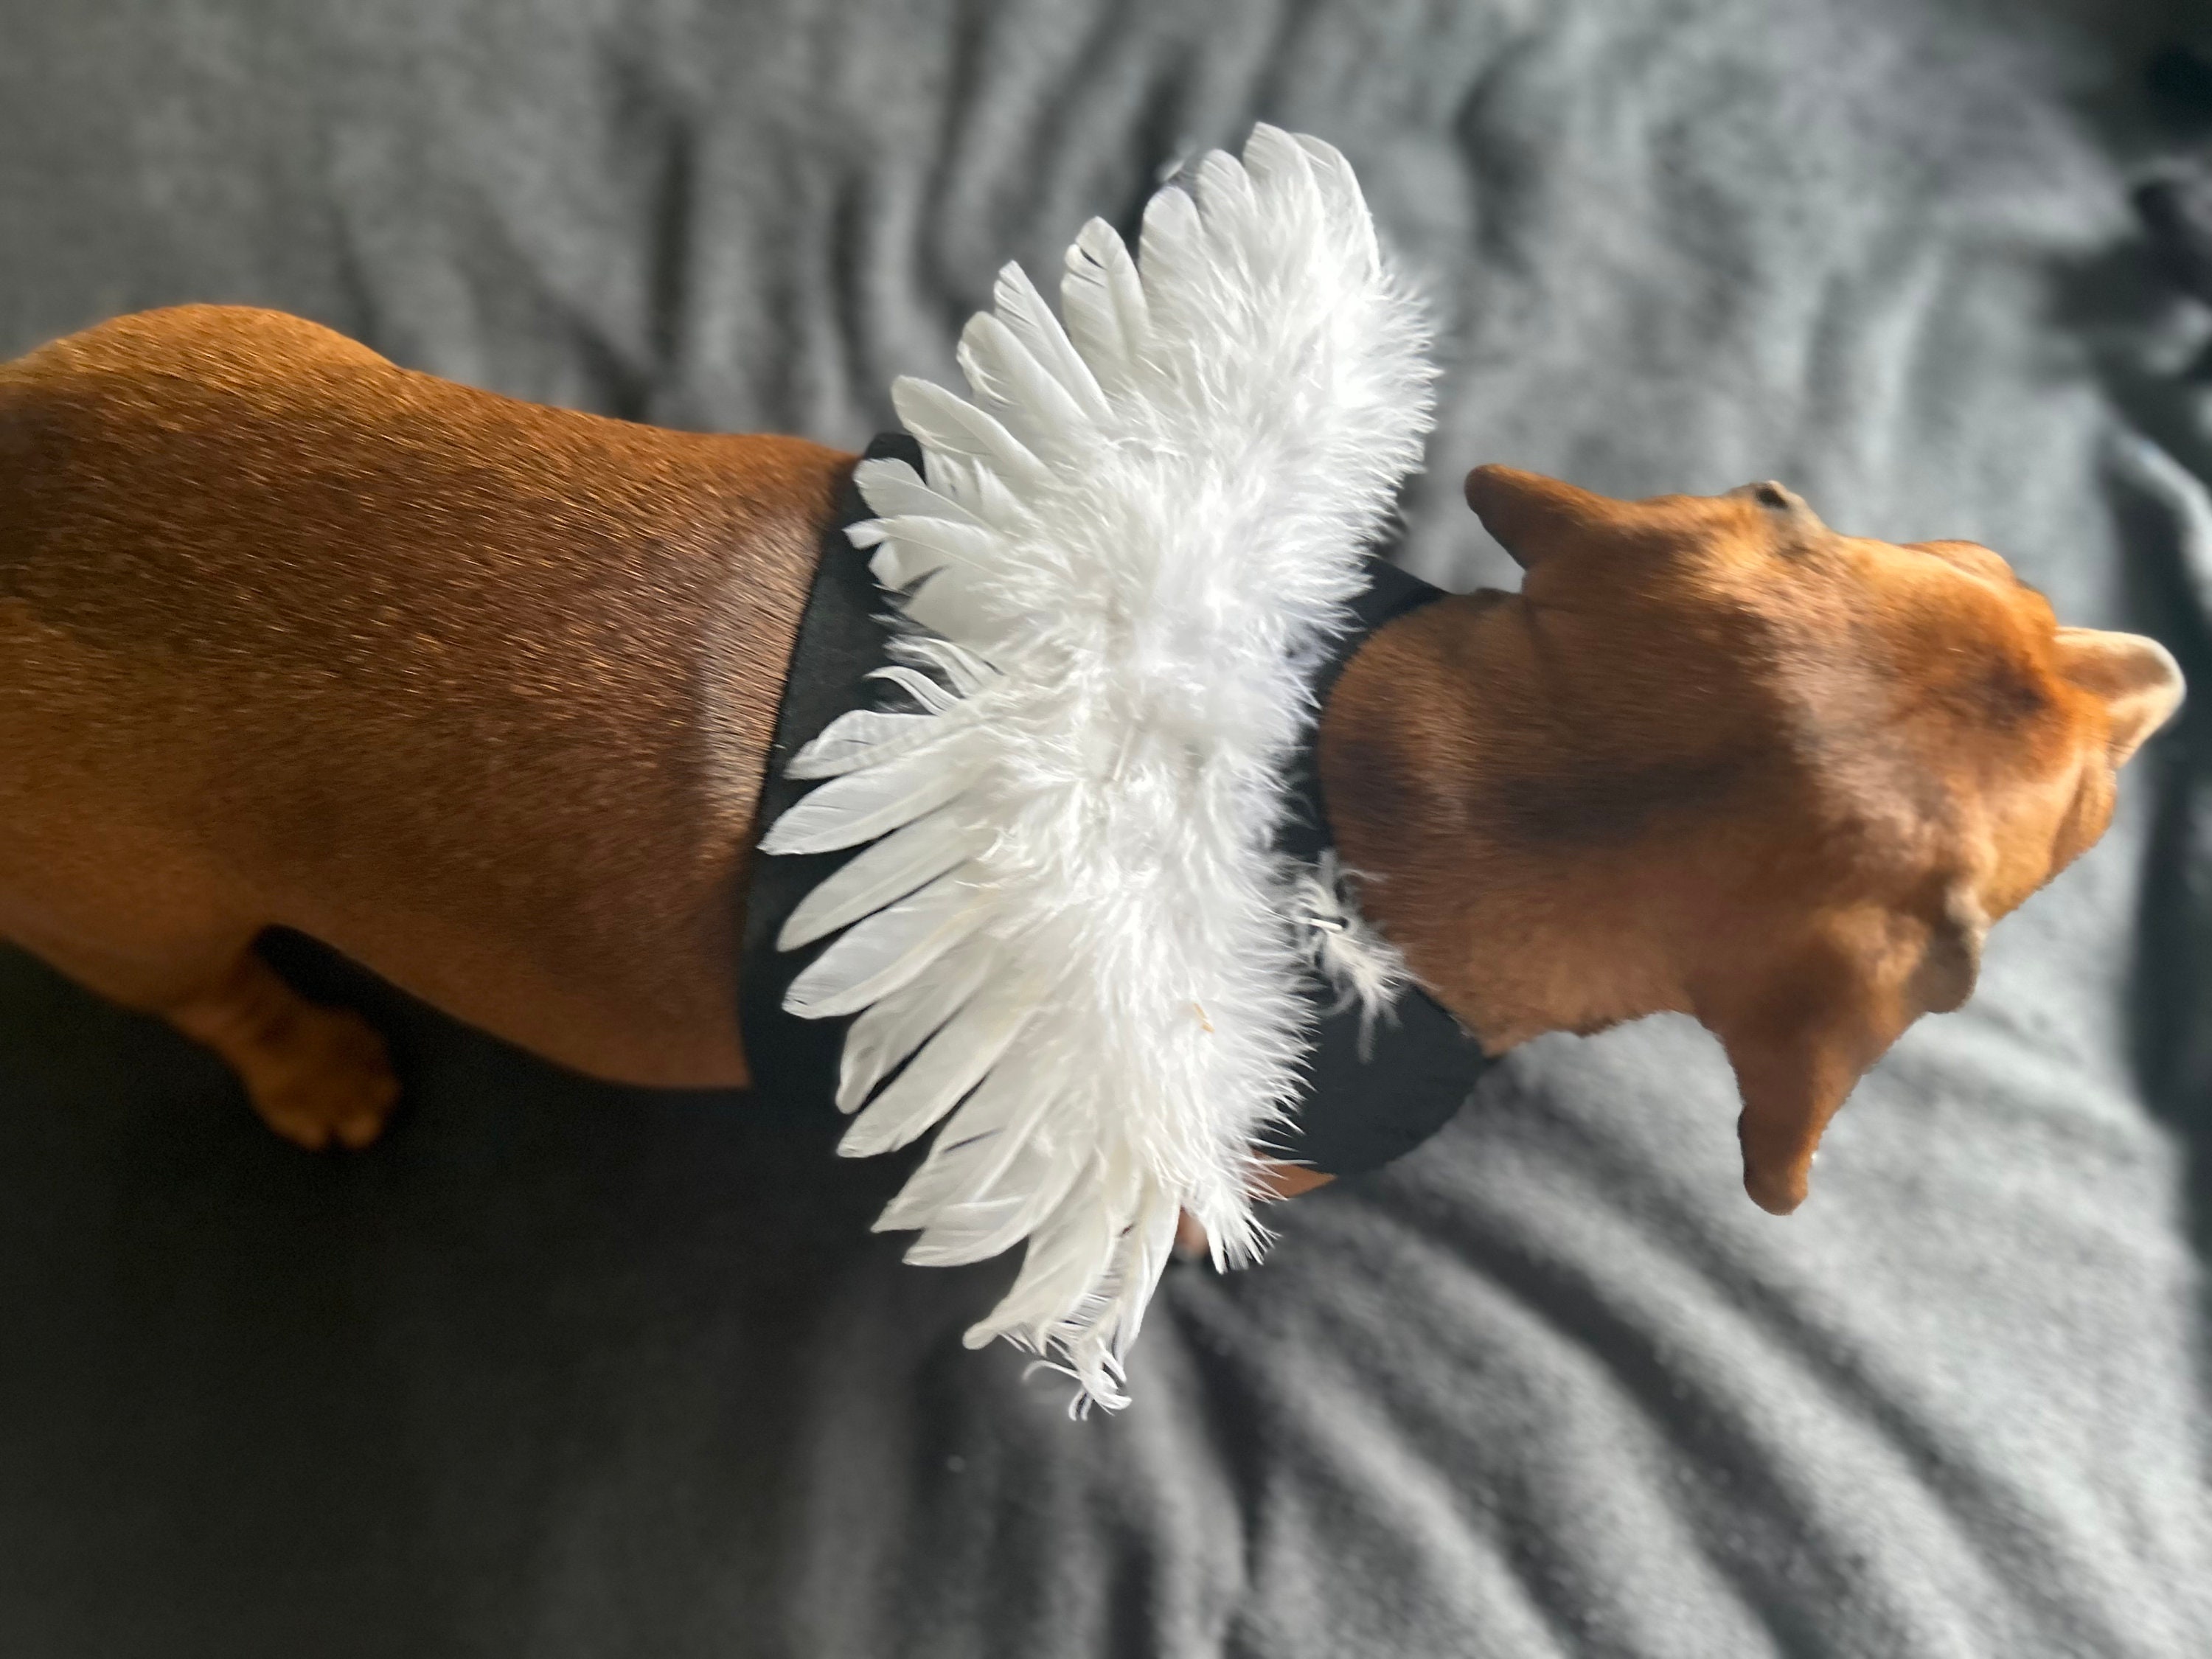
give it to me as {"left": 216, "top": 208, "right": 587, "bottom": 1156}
{"left": 1318, "top": 590, "right": 1705, "bottom": 1054}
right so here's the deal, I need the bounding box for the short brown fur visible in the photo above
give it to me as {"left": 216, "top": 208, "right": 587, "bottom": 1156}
{"left": 1322, "top": 467, "right": 2182, "bottom": 1211}
{"left": 0, "top": 306, "right": 844, "bottom": 1142}
{"left": 0, "top": 310, "right": 2183, "bottom": 1211}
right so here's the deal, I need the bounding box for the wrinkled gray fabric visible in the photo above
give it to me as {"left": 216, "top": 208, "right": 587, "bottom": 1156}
{"left": 1, "top": 2, "right": 2208, "bottom": 1655}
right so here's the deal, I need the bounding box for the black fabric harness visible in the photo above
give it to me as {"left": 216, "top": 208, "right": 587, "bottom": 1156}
{"left": 739, "top": 434, "right": 1493, "bottom": 1175}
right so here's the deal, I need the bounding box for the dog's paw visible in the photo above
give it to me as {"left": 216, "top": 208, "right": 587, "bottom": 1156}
{"left": 240, "top": 1005, "right": 401, "bottom": 1151}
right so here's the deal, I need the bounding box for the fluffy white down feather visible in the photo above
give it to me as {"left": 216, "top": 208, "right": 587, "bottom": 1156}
{"left": 759, "top": 125, "right": 1435, "bottom": 1410}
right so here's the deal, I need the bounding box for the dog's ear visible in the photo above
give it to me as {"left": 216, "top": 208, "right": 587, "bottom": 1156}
{"left": 2051, "top": 627, "right": 2185, "bottom": 765}
{"left": 1708, "top": 896, "right": 1981, "bottom": 1214}
{"left": 1463, "top": 465, "right": 1621, "bottom": 569}
{"left": 1714, "top": 945, "right": 1902, "bottom": 1217}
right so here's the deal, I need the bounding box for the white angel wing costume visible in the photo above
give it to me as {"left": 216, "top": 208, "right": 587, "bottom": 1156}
{"left": 758, "top": 125, "right": 1436, "bottom": 1410}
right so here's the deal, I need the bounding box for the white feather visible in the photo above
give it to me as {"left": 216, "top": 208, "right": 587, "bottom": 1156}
{"left": 1295, "top": 133, "right": 1379, "bottom": 267}
{"left": 956, "top": 310, "right": 1096, "bottom": 459}
{"left": 1059, "top": 218, "right": 1148, "bottom": 392}
{"left": 852, "top": 456, "right": 987, "bottom": 529}
{"left": 1134, "top": 186, "right": 1207, "bottom": 338}
{"left": 784, "top": 707, "right": 939, "bottom": 781}
{"left": 902, "top": 1138, "right": 1084, "bottom": 1267}
{"left": 896, "top": 560, "right": 999, "bottom": 644}
{"left": 961, "top": 1167, "right": 1133, "bottom": 1354}
{"left": 1239, "top": 121, "right": 1316, "bottom": 211}
{"left": 838, "top": 969, "right": 1054, "bottom": 1158}
{"left": 873, "top": 1051, "right": 1068, "bottom": 1234}
{"left": 863, "top": 663, "right": 959, "bottom": 714}
{"left": 1288, "top": 849, "right": 1411, "bottom": 1030}
{"left": 757, "top": 734, "right": 978, "bottom": 856}
{"left": 781, "top": 871, "right": 984, "bottom": 1020}
{"left": 1192, "top": 149, "right": 1261, "bottom": 253}
{"left": 777, "top": 809, "right": 979, "bottom": 950}
{"left": 1099, "top": 1189, "right": 1184, "bottom": 1354}
{"left": 836, "top": 940, "right": 997, "bottom": 1112}
{"left": 860, "top": 516, "right": 1005, "bottom": 598}
{"left": 758, "top": 125, "right": 1434, "bottom": 1409}
{"left": 990, "top": 261, "right": 1111, "bottom": 425}
{"left": 914, "top": 448, "right": 985, "bottom": 518}
{"left": 890, "top": 378, "right": 1052, "bottom": 492}
{"left": 889, "top": 634, "right": 997, "bottom": 696}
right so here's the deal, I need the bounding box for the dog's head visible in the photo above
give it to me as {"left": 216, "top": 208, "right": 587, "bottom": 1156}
{"left": 1450, "top": 465, "right": 2184, "bottom": 1214}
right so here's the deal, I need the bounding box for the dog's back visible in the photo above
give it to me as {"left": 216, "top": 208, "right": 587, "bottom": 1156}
{"left": 0, "top": 305, "right": 847, "bottom": 1088}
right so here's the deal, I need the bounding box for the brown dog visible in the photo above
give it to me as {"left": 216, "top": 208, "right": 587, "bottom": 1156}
{"left": 0, "top": 305, "right": 2185, "bottom": 1214}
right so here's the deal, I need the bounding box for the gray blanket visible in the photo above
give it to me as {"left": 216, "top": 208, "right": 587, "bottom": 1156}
{"left": 1, "top": 2, "right": 2207, "bottom": 1655}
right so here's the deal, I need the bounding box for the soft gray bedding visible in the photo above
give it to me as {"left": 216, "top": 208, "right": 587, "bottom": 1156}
{"left": 1, "top": 2, "right": 2207, "bottom": 1655}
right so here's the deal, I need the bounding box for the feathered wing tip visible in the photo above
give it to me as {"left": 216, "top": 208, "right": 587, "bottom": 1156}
{"left": 761, "top": 125, "right": 1436, "bottom": 1410}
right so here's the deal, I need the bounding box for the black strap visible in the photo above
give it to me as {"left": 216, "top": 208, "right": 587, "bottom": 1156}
{"left": 1265, "top": 557, "right": 1495, "bottom": 1173}
{"left": 740, "top": 434, "right": 1492, "bottom": 1172}
{"left": 735, "top": 436, "right": 914, "bottom": 1120}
